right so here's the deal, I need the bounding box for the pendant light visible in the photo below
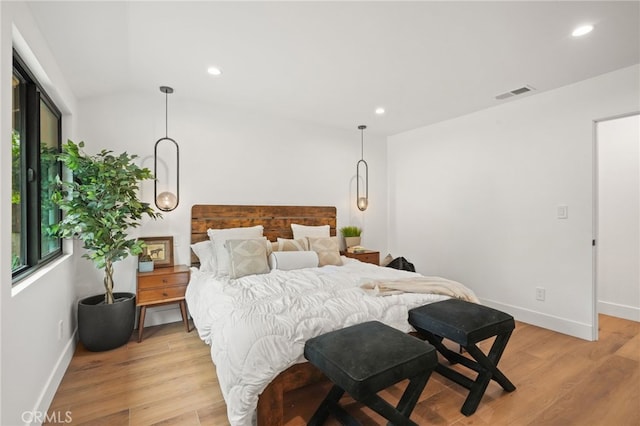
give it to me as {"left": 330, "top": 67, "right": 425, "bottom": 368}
{"left": 356, "top": 125, "right": 368, "bottom": 211}
{"left": 154, "top": 86, "right": 180, "bottom": 212}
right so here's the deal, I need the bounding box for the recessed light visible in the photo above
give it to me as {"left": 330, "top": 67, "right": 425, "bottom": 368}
{"left": 375, "top": 107, "right": 385, "bottom": 115}
{"left": 207, "top": 66, "right": 222, "bottom": 76}
{"left": 572, "top": 24, "right": 594, "bottom": 37}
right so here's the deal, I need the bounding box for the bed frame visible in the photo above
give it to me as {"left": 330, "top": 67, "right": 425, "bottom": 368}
{"left": 190, "top": 204, "right": 336, "bottom": 425}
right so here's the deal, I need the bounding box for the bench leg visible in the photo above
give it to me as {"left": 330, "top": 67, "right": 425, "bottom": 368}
{"left": 394, "top": 371, "right": 431, "bottom": 421}
{"left": 310, "top": 371, "right": 431, "bottom": 426}
{"left": 361, "top": 393, "right": 417, "bottom": 426}
{"left": 326, "top": 401, "right": 360, "bottom": 426}
{"left": 361, "top": 370, "right": 430, "bottom": 426}
{"left": 460, "top": 366, "right": 492, "bottom": 416}
{"left": 417, "top": 329, "right": 515, "bottom": 416}
{"left": 419, "top": 332, "right": 462, "bottom": 366}
{"left": 308, "top": 385, "right": 345, "bottom": 426}
{"left": 460, "top": 336, "right": 513, "bottom": 415}
{"left": 487, "top": 332, "right": 516, "bottom": 391}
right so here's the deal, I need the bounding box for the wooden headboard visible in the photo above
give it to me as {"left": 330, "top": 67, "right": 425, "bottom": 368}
{"left": 191, "top": 204, "right": 337, "bottom": 266}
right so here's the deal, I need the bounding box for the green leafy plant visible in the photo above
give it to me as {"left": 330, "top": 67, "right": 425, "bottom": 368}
{"left": 340, "top": 226, "right": 362, "bottom": 237}
{"left": 11, "top": 130, "right": 21, "bottom": 204}
{"left": 11, "top": 253, "right": 21, "bottom": 270}
{"left": 50, "top": 140, "right": 161, "bottom": 304}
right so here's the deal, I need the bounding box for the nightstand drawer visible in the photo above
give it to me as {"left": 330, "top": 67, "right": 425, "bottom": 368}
{"left": 137, "top": 284, "right": 187, "bottom": 304}
{"left": 344, "top": 250, "right": 380, "bottom": 265}
{"left": 137, "top": 271, "right": 189, "bottom": 290}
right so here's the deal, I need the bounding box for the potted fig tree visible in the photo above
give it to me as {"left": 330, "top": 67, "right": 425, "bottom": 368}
{"left": 50, "top": 140, "right": 160, "bottom": 351}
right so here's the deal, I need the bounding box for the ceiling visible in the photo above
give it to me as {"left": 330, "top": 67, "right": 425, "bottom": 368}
{"left": 26, "top": 1, "right": 640, "bottom": 136}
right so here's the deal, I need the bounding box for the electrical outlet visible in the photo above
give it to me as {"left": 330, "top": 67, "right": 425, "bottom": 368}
{"left": 58, "top": 320, "right": 64, "bottom": 340}
{"left": 536, "top": 287, "right": 546, "bottom": 301}
{"left": 557, "top": 205, "right": 568, "bottom": 219}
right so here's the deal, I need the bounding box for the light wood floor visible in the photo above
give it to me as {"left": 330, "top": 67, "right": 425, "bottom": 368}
{"left": 46, "top": 315, "right": 639, "bottom": 426}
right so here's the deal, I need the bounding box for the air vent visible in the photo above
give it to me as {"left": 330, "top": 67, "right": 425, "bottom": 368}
{"left": 495, "top": 85, "right": 535, "bottom": 100}
{"left": 495, "top": 92, "right": 514, "bottom": 100}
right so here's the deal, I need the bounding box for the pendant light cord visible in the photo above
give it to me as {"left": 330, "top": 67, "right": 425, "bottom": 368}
{"left": 356, "top": 124, "right": 368, "bottom": 211}
{"left": 165, "top": 91, "right": 169, "bottom": 138}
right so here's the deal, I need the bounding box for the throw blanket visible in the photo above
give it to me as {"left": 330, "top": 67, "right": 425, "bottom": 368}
{"left": 361, "top": 276, "right": 480, "bottom": 303}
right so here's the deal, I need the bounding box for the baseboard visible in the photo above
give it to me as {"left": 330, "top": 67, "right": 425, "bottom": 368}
{"left": 598, "top": 300, "right": 640, "bottom": 322}
{"left": 480, "top": 298, "right": 595, "bottom": 341}
{"left": 31, "top": 328, "right": 78, "bottom": 425}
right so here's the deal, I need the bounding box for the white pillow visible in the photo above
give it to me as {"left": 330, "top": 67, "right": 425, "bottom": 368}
{"left": 190, "top": 240, "right": 216, "bottom": 272}
{"left": 291, "top": 224, "right": 330, "bottom": 239}
{"left": 226, "top": 239, "right": 270, "bottom": 279}
{"left": 269, "top": 251, "right": 319, "bottom": 271}
{"left": 208, "top": 225, "right": 264, "bottom": 275}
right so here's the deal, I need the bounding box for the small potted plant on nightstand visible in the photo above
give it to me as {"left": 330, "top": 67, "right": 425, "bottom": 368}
{"left": 340, "top": 226, "right": 362, "bottom": 248}
{"left": 138, "top": 252, "right": 154, "bottom": 273}
{"left": 50, "top": 140, "right": 161, "bottom": 351}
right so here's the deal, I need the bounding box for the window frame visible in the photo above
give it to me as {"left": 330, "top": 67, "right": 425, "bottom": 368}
{"left": 11, "top": 50, "right": 63, "bottom": 283}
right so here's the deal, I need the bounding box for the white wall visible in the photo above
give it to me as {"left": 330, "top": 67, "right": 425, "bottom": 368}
{"left": 1, "top": 2, "right": 80, "bottom": 425}
{"left": 597, "top": 114, "right": 640, "bottom": 321}
{"left": 76, "top": 92, "right": 389, "bottom": 326}
{"left": 1, "top": 5, "right": 388, "bottom": 421}
{"left": 388, "top": 65, "right": 640, "bottom": 340}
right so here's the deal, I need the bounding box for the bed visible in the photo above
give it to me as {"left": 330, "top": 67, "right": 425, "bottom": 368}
{"left": 186, "top": 204, "right": 477, "bottom": 426}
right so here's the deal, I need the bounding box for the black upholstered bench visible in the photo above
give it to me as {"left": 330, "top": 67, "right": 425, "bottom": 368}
{"left": 408, "top": 299, "right": 516, "bottom": 416}
{"left": 304, "top": 321, "right": 437, "bottom": 426}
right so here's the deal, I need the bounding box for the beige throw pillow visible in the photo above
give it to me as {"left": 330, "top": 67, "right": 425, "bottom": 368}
{"left": 275, "top": 237, "right": 309, "bottom": 251}
{"left": 307, "top": 236, "right": 342, "bottom": 266}
{"left": 226, "top": 239, "right": 270, "bottom": 279}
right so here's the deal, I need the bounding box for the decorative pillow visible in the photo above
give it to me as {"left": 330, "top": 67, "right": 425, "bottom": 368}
{"left": 226, "top": 239, "right": 270, "bottom": 279}
{"left": 269, "top": 251, "right": 319, "bottom": 271}
{"left": 291, "top": 223, "right": 330, "bottom": 240}
{"left": 274, "top": 237, "right": 309, "bottom": 251}
{"left": 307, "top": 236, "right": 342, "bottom": 266}
{"left": 380, "top": 253, "right": 394, "bottom": 267}
{"left": 208, "top": 225, "right": 264, "bottom": 275}
{"left": 190, "top": 240, "right": 216, "bottom": 272}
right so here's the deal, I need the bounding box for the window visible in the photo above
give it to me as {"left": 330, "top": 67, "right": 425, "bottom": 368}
{"left": 11, "top": 51, "right": 62, "bottom": 281}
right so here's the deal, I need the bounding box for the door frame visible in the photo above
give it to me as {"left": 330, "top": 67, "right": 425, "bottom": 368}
{"left": 591, "top": 111, "right": 640, "bottom": 341}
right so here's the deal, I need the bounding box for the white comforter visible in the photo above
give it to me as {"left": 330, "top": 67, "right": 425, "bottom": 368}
{"left": 186, "top": 257, "right": 472, "bottom": 426}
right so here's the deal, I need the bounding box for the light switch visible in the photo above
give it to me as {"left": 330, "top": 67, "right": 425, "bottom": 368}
{"left": 557, "top": 205, "right": 568, "bottom": 219}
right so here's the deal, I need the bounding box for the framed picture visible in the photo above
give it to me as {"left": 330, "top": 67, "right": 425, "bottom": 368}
{"left": 139, "top": 236, "right": 174, "bottom": 268}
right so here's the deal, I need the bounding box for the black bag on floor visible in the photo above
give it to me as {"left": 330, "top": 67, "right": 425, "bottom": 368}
{"left": 386, "top": 257, "right": 415, "bottom": 272}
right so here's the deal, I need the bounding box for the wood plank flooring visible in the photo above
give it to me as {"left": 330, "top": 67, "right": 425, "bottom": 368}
{"left": 46, "top": 315, "right": 639, "bottom": 425}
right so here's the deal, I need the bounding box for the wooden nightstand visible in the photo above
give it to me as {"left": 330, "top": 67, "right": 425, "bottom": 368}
{"left": 136, "top": 264, "right": 191, "bottom": 342}
{"left": 343, "top": 250, "right": 380, "bottom": 265}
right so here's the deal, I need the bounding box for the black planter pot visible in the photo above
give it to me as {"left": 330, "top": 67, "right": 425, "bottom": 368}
{"left": 78, "top": 292, "right": 136, "bottom": 352}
